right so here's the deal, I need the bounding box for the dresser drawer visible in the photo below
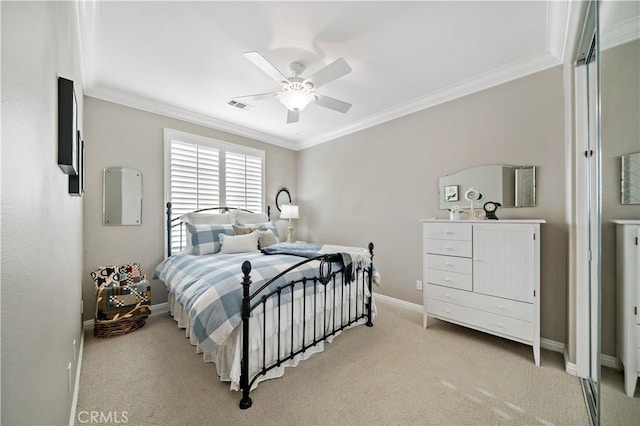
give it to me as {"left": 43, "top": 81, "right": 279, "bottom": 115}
{"left": 425, "top": 239, "right": 472, "bottom": 257}
{"left": 425, "top": 284, "right": 533, "bottom": 322}
{"left": 425, "top": 254, "right": 472, "bottom": 274}
{"left": 425, "top": 269, "right": 472, "bottom": 291}
{"left": 425, "top": 298, "right": 533, "bottom": 343}
{"left": 424, "top": 223, "right": 472, "bottom": 241}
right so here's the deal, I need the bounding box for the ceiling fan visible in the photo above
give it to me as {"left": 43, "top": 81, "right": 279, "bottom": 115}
{"left": 230, "top": 51, "right": 352, "bottom": 124}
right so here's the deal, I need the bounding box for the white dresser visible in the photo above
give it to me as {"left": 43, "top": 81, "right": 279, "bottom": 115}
{"left": 421, "top": 219, "right": 544, "bottom": 366}
{"left": 613, "top": 219, "right": 640, "bottom": 397}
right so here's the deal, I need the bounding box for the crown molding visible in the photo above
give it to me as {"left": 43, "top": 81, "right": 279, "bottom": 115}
{"left": 85, "top": 86, "right": 299, "bottom": 151}
{"left": 547, "top": 0, "right": 571, "bottom": 61}
{"left": 297, "top": 51, "right": 561, "bottom": 150}
{"left": 76, "top": 0, "right": 575, "bottom": 152}
{"left": 601, "top": 15, "right": 640, "bottom": 50}
{"left": 74, "top": 0, "right": 98, "bottom": 92}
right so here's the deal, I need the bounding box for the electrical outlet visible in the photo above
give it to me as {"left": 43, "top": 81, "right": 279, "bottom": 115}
{"left": 416, "top": 280, "right": 423, "bottom": 291}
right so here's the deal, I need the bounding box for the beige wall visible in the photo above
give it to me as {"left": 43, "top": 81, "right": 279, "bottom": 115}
{"left": 82, "top": 98, "right": 297, "bottom": 316}
{"left": 1, "top": 2, "right": 84, "bottom": 424}
{"left": 298, "top": 66, "right": 568, "bottom": 343}
{"left": 601, "top": 39, "right": 640, "bottom": 356}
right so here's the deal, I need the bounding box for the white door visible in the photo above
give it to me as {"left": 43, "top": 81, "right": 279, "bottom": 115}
{"left": 473, "top": 224, "right": 535, "bottom": 303}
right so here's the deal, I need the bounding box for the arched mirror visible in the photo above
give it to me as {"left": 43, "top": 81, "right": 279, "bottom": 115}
{"left": 275, "top": 188, "right": 291, "bottom": 212}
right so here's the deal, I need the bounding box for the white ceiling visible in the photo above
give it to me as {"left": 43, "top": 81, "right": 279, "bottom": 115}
{"left": 76, "top": 1, "right": 639, "bottom": 151}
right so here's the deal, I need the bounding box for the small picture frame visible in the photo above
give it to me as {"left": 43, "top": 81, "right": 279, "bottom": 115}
{"left": 444, "top": 185, "right": 459, "bottom": 202}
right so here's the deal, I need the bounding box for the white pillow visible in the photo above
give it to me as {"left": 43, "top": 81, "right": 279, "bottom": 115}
{"left": 231, "top": 209, "right": 269, "bottom": 224}
{"left": 181, "top": 212, "right": 232, "bottom": 224}
{"left": 219, "top": 231, "right": 259, "bottom": 254}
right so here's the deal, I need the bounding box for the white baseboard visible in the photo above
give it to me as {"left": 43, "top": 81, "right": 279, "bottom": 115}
{"left": 375, "top": 293, "right": 596, "bottom": 375}
{"left": 541, "top": 337, "right": 565, "bottom": 354}
{"left": 374, "top": 293, "right": 423, "bottom": 312}
{"left": 601, "top": 353, "right": 619, "bottom": 370}
{"left": 564, "top": 347, "right": 578, "bottom": 376}
{"left": 68, "top": 329, "right": 85, "bottom": 426}
{"left": 83, "top": 302, "right": 170, "bottom": 329}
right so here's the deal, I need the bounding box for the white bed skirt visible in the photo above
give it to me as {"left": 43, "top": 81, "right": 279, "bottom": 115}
{"left": 168, "top": 282, "right": 376, "bottom": 391}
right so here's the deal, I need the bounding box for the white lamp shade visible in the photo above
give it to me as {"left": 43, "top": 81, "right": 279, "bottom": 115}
{"left": 278, "top": 89, "right": 314, "bottom": 111}
{"left": 280, "top": 204, "right": 299, "bottom": 220}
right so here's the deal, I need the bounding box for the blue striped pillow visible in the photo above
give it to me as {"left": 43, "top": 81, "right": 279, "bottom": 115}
{"left": 185, "top": 223, "right": 235, "bottom": 255}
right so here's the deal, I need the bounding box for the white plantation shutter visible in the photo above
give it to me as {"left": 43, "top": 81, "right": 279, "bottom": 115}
{"left": 164, "top": 129, "right": 265, "bottom": 253}
{"left": 169, "top": 141, "right": 220, "bottom": 219}
{"left": 225, "top": 151, "right": 263, "bottom": 212}
{"left": 165, "top": 130, "right": 265, "bottom": 254}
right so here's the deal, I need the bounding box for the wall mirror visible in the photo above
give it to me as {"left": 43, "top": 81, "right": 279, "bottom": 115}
{"left": 621, "top": 152, "right": 640, "bottom": 204}
{"left": 439, "top": 165, "right": 536, "bottom": 210}
{"left": 275, "top": 187, "right": 291, "bottom": 211}
{"left": 103, "top": 167, "right": 142, "bottom": 225}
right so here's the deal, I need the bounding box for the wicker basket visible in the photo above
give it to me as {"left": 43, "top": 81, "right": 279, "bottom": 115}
{"left": 94, "top": 318, "right": 146, "bottom": 338}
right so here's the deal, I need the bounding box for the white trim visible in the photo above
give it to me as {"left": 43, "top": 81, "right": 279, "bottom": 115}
{"left": 600, "top": 4, "right": 640, "bottom": 51}
{"left": 83, "top": 302, "right": 170, "bottom": 329}
{"left": 574, "top": 64, "right": 591, "bottom": 380}
{"left": 85, "top": 88, "right": 298, "bottom": 151}
{"left": 374, "top": 293, "right": 422, "bottom": 313}
{"left": 541, "top": 337, "right": 565, "bottom": 354}
{"left": 68, "top": 330, "right": 85, "bottom": 426}
{"left": 376, "top": 293, "right": 590, "bottom": 373}
{"left": 565, "top": 347, "right": 578, "bottom": 376}
{"left": 600, "top": 353, "right": 619, "bottom": 370}
{"left": 77, "top": 2, "right": 574, "bottom": 152}
{"left": 297, "top": 51, "right": 561, "bottom": 150}
{"left": 547, "top": 0, "right": 572, "bottom": 62}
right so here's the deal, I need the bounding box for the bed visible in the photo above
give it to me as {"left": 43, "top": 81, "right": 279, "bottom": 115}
{"left": 153, "top": 203, "right": 377, "bottom": 409}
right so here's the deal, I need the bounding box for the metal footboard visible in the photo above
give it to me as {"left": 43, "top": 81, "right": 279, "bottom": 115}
{"left": 239, "top": 243, "right": 375, "bottom": 409}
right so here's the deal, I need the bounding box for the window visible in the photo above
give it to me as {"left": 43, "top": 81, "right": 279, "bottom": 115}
{"left": 164, "top": 128, "right": 265, "bottom": 221}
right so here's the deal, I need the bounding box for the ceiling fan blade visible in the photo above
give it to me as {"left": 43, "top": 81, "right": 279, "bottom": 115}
{"left": 305, "top": 58, "right": 352, "bottom": 89}
{"left": 314, "top": 94, "right": 352, "bottom": 113}
{"left": 243, "top": 51, "right": 289, "bottom": 85}
{"left": 286, "top": 109, "right": 299, "bottom": 124}
{"left": 231, "top": 92, "right": 278, "bottom": 102}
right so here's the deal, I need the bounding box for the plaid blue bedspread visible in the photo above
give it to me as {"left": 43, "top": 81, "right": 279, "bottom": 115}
{"left": 153, "top": 252, "right": 356, "bottom": 353}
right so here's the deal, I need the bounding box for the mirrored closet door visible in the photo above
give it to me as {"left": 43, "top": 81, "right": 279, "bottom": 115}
{"left": 575, "top": 1, "right": 601, "bottom": 424}
{"left": 600, "top": 0, "right": 640, "bottom": 424}
{"left": 577, "top": 2, "right": 640, "bottom": 425}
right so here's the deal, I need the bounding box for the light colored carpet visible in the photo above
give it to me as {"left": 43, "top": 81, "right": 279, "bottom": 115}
{"left": 75, "top": 299, "right": 639, "bottom": 425}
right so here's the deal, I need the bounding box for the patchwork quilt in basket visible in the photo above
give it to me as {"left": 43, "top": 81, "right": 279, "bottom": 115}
{"left": 91, "top": 263, "right": 151, "bottom": 322}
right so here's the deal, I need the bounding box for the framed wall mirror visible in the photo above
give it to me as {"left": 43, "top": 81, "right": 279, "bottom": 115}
{"left": 103, "top": 167, "right": 142, "bottom": 225}
{"left": 439, "top": 165, "right": 536, "bottom": 210}
{"left": 275, "top": 187, "right": 291, "bottom": 211}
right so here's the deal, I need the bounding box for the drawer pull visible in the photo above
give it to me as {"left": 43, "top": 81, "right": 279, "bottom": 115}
{"left": 445, "top": 246, "right": 453, "bottom": 251}
{"left": 445, "top": 231, "right": 454, "bottom": 235}
{"left": 445, "top": 293, "right": 451, "bottom": 298}
{"left": 445, "top": 309, "right": 451, "bottom": 313}
{"left": 444, "top": 277, "right": 451, "bottom": 281}
{"left": 498, "top": 305, "right": 504, "bottom": 309}
{"left": 498, "top": 322, "right": 504, "bottom": 328}
{"left": 445, "top": 262, "right": 453, "bottom": 266}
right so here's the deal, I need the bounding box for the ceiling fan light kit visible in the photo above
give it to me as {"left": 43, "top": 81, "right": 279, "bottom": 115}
{"left": 233, "top": 51, "right": 352, "bottom": 124}
{"left": 278, "top": 87, "right": 316, "bottom": 111}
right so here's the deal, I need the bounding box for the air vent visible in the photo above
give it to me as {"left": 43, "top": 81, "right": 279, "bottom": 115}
{"left": 228, "top": 100, "right": 250, "bottom": 110}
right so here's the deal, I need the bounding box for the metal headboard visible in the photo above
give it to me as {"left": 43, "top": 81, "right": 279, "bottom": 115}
{"left": 165, "top": 202, "right": 271, "bottom": 256}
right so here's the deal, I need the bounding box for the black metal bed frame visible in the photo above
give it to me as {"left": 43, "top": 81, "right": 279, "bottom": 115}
{"left": 165, "top": 202, "right": 375, "bottom": 409}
